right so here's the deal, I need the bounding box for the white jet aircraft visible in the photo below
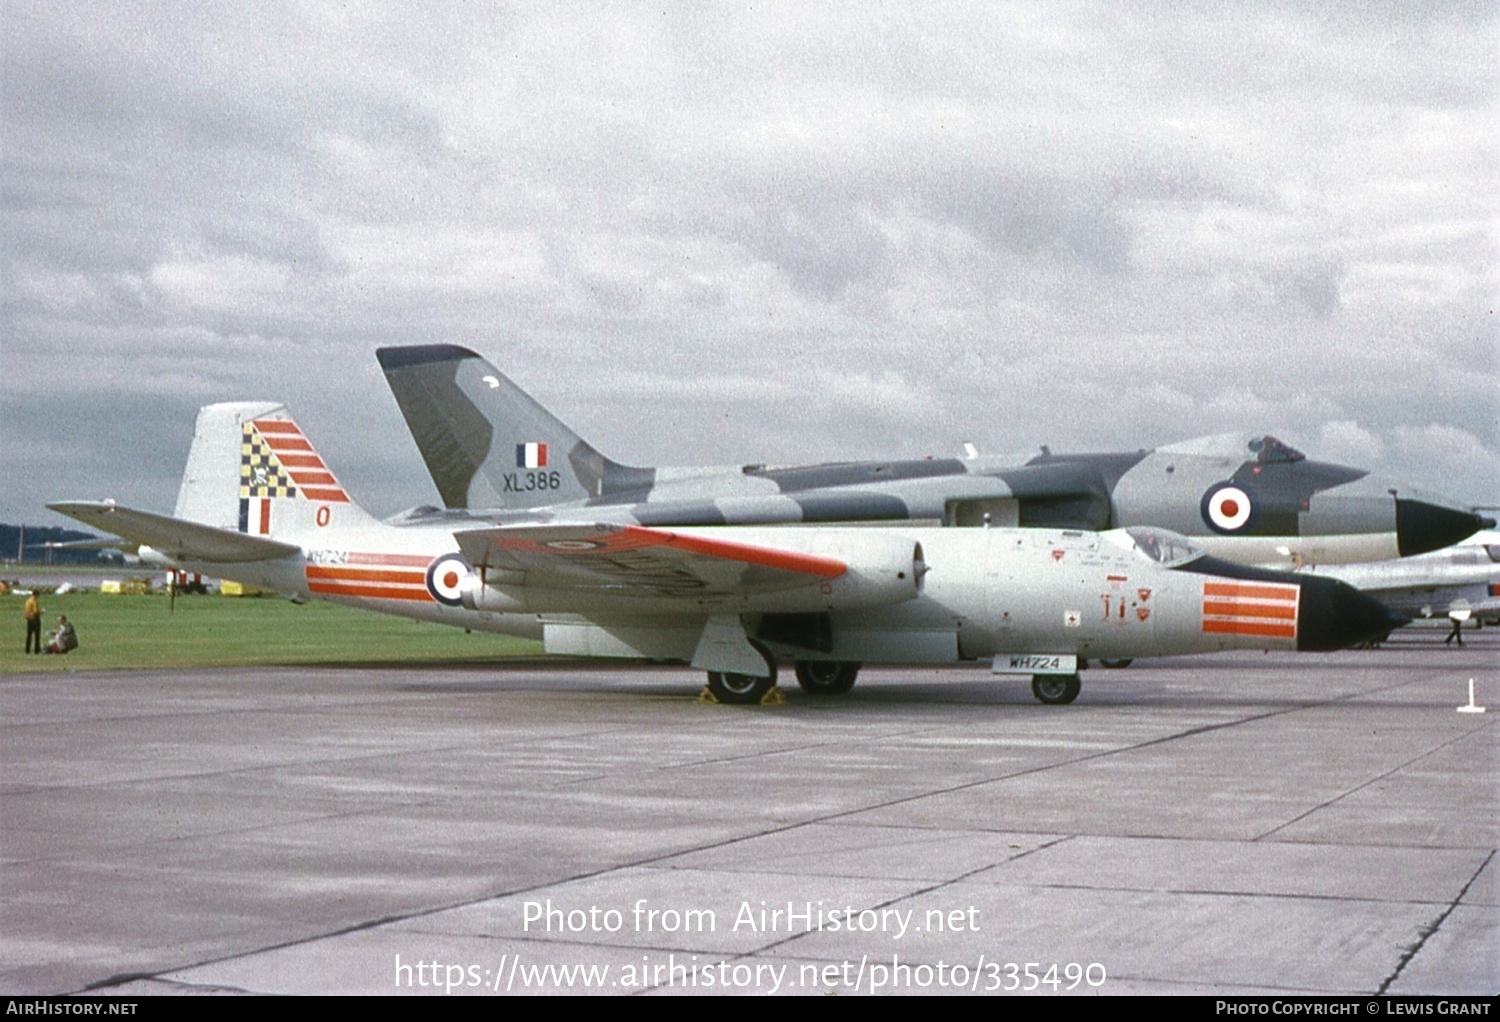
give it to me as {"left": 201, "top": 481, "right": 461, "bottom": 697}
{"left": 51, "top": 403, "right": 1403, "bottom": 704}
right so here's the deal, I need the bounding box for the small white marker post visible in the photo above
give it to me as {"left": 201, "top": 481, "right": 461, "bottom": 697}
{"left": 1457, "top": 678, "right": 1486, "bottom": 714}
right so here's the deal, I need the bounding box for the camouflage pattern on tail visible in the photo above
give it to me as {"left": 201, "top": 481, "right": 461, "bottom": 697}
{"left": 377, "top": 345, "right": 653, "bottom": 510}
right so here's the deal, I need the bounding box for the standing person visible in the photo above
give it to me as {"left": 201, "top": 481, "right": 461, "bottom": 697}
{"left": 23, "top": 592, "right": 41, "bottom": 654}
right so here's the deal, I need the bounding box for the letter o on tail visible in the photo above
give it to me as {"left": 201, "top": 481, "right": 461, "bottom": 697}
{"left": 426, "top": 553, "right": 473, "bottom": 606}
{"left": 1201, "top": 482, "right": 1258, "bottom": 534}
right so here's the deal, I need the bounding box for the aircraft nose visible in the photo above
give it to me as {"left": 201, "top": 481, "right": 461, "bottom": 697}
{"left": 1396, "top": 499, "right": 1493, "bottom": 557}
{"left": 1296, "top": 575, "right": 1411, "bottom": 651}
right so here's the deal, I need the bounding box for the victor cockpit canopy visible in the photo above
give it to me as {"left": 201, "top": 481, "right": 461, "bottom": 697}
{"left": 1249, "top": 435, "right": 1305, "bottom": 463}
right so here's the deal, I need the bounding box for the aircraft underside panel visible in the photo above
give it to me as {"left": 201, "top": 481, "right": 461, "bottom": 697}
{"left": 543, "top": 621, "right": 700, "bottom": 662}
{"left": 820, "top": 628, "right": 961, "bottom": 664}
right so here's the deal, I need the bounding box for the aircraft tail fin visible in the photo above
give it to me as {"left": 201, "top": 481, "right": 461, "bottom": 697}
{"left": 377, "top": 345, "right": 653, "bottom": 510}
{"left": 173, "top": 402, "right": 378, "bottom": 539}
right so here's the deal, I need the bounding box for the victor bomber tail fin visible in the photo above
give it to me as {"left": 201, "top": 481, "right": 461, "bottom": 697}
{"left": 173, "top": 402, "right": 378, "bottom": 538}
{"left": 377, "top": 344, "right": 654, "bottom": 511}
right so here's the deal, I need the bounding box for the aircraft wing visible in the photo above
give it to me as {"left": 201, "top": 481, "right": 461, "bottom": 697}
{"left": 453, "top": 523, "right": 847, "bottom": 597}
{"left": 48, "top": 502, "right": 301, "bottom": 563}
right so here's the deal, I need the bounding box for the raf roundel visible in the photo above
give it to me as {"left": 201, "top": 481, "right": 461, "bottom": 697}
{"left": 1200, "top": 483, "right": 1258, "bottom": 534}
{"left": 425, "top": 553, "right": 473, "bottom": 606}
{"left": 544, "top": 539, "right": 603, "bottom": 551}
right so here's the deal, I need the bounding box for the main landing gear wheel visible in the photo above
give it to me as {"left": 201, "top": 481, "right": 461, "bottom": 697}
{"left": 1099, "top": 658, "right": 1133, "bottom": 669}
{"left": 704, "top": 641, "right": 779, "bottom": 705}
{"left": 793, "top": 660, "right": 860, "bottom": 696}
{"left": 1031, "top": 674, "right": 1081, "bottom": 705}
{"left": 706, "top": 671, "right": 776, "bottom": 704}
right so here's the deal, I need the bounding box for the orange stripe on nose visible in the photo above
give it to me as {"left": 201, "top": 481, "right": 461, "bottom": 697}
{"left": 1202, "top": 581, "right": 1299, "bottom": 602}
{"left": 1203, "top": 600, "right": 1297, "bottom": 620}
{"left": 1203, "top": 619, "right": 1297, "bottom": 639}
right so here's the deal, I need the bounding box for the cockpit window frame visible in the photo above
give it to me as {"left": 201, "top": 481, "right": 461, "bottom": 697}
{"left": 1106, "top": 526, "right": 1206, "bottom": 569}
{"left": 1248, "top": 432, "right": 1308, "bottom": 465}
{"left": 1248, "top": 435, "right": 1306, "bottom": 464}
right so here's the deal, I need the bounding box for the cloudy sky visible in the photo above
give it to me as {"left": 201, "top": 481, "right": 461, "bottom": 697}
{"left": 4, "top": 2, "right": 1497, "bottom": 527}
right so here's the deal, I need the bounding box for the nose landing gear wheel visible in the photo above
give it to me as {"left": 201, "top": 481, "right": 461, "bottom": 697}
{"left": 1032, "top": 673, "right": 1081, "bottom": 705}
{"left": 793, "top": 660, "right": 860, "bottom": 696}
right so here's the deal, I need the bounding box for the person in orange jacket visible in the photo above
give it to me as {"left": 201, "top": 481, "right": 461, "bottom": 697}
{"left": 23, "top": 592, "right": 41, "bottom": 654}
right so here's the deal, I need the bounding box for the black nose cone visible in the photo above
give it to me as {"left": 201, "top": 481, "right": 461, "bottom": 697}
{"left": 1297, "top": 576, "right": 1411, "bottom": 651}
{"left": 1396, "top": 499, "right": 1491, "bottom": 556}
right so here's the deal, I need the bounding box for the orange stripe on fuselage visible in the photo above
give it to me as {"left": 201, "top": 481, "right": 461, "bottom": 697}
{"left": 346, "top": 552, "right": 435, "bottom": 567}
{"left": 1201, "top": 579, "right": 1298, "bottom": 639}
{"left": 1202, "top": 581, "right": 1299, "bottom": 602}
{"left": 1203, "top": 619, "right": 1298, "bottom": 639}
{"left": 306, "top": 566, "right": 426, "bottom": 584}
{"left": 1202, "top": 599, "right": 1297, "bottom": 620}
{"left": 307, "top": 581, "right": 432, "bottom": 602}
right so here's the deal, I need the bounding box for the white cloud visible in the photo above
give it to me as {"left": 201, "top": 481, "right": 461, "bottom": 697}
{"left": 3, "top": 4, "right": 1496, "bottom": 520}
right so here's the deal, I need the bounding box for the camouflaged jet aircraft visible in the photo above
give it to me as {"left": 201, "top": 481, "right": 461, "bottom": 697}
{"left": 377, "top": 346, "right": 1492, "bottom": 571}
{"left": 51, "top": 402, "right": 1404, "bottom": 704}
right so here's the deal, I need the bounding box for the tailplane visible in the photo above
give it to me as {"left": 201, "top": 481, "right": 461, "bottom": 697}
{"left": 377, "top": 344, "right": 654, "bottom": 510}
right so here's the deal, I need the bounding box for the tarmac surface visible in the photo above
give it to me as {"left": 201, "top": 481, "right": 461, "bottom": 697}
{"left": 2, "top": 635, "right": 1495, "bottom": 996}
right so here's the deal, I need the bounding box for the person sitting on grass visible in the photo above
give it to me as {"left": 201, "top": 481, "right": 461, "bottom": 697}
{"left": 44, "top": 615, "right": 78, "bottom": 655}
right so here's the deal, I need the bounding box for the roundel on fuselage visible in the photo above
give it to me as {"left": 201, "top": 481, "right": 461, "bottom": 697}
{"left": 1201, "top": 482, "right": 1258, "bottom": 534}
{"left": 425, "top": 553, "right": 473, "bottom": 606}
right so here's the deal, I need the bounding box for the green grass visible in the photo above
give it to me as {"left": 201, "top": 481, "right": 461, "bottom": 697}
{"left": 2, "top": 591, "right": 544, "bottom": 673}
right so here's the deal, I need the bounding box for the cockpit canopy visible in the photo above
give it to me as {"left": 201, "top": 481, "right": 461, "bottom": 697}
{"left": 1105, "top": 526, "right": 1206, "bottom": 569}
{"left": 1249, "top": 435, "right": 1305, "bottom": 464}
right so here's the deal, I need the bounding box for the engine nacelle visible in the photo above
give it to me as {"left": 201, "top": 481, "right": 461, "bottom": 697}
{"left": 458, "top": 529, "right": 925, "bottom": 615}
{"left": 733, "top": 532, "right": 925, "bottom": 613}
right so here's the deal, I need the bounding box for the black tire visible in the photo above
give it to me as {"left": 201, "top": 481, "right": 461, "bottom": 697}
{"left": 706, "top": 671, "right": 775, "bottom": 705}
{"left": 793, "top": 660, "right": 860, "bottom": 696}
{"left": 1032, "top": 673, "right": 1081, "bottom": 705}
{"left": 1099, "top": 658, "right": 1133, "bottom": 669}
{"left": 705, "top": 641, "right": 778, "bottom": 705}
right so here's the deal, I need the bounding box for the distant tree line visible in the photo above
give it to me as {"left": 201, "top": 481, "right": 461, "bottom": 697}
{"left": 0, "top": 524, "right": 106, "bottom": 565}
